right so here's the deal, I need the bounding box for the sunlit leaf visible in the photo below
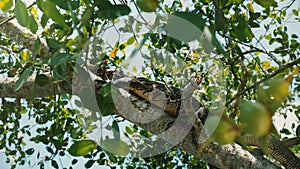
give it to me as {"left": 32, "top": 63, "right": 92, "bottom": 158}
{"left": 68, "top": 140, "right": 97, "bottom": 156}
{"left": 0, "top": 0, "right": 13, "bottom": 12}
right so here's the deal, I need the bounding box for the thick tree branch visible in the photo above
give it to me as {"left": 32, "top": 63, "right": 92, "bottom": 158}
{"left": 0, "top": 14, "right": 51, "bottom": 59}
{"left": 0, "top": 75, "right": 71, "bottom": 98}
{"left": 0, "top": 72, "right": 293, "bottom": 169}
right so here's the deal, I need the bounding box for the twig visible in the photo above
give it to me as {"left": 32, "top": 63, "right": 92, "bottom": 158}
{"left": 0, "top": 45, "right": 24, "bottom": 67}
{"left": 226, "top": 57, "right": 300, "bottom": 106}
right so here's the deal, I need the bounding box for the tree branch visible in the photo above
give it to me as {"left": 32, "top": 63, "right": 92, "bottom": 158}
{"left": 284, "top": 137, "right": 300, "bottom": 147}
{"left": 0, "top": 72, "right": 288, "bottom": 169}
{"left": 0, "top": 14, "right": 51, "bottom": 59}
{"left": 0, "top": 75, "right": 71, "bottom": 98}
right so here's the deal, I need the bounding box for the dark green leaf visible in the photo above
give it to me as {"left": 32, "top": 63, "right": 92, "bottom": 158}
{"left": 249, "top": 12, "right": 261, "bottom": 21}
{"left": 41, "top": 14, "right": 49, "bottom": 27}
{"left": 35, "top": 74, "right": 51, "bottom": 87}
{"left": 83, "top": 0, "right": 91, "bottom": 5}
{"left": 25, "top": 148, "right": 34, "bottom": 155}
{"left": 46, "top": 38, "right": 61, "bottom": 50}
{"left": 72, "top": 159, "right": 78, "bottom": 165}
{"left": 78, "top": 7, "right": 93, "bottom": 28}
{"left": 296, "top": 125, "right": 300, "bottom": 136}
{"left": 46, "top": 53, "right": 71, "bottom": 66}
{"left": 215, "top": 7, "right": 226, "bottom": 31}
{"left": 50, "top": 0, "right": 80, "bottom": 10}
{"left": 46, "top": 146, "right": 54, "bottom": 154}
{"left": 97, "top": 84, "right": 116, "bottom": 116}
{"left": 94, "top": 0, "right": 113, "bottom": 9}
{"left": 84, "top": 160, "right": 95, "bottom": 168}
{"left": 40, "top": 0, "right": 70, "bottom": 29}
{"left": 280, "top": 128, "right": 291, "bottom": 135}
{"left": 96, "top": 5, "right": 131, "bottom": 20}
{"left": 28, "top": 15, "right": 38, "bottom": 33}
{"left": 51, "top": 160, "right": 59, "bottom": 169}
{"left": 34, "top": 38, "right": 42, "bottom": 56}
{"left": 253, "top": 0, "right": 277, "bottom": 7}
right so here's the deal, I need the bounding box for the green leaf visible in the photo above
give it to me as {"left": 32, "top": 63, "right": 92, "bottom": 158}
{"left": 25, "top": 148, "right": 34, "bottom": 155}
{"left": 34, "top": 38, "right": 42, "bottom": 56}
{"left": 14, "top": 0, "right": 29, "bottom": 27}
{"left": 40, "top": 0, "right": 70, "bottom": 29}
{"left": 50, "top": 0, "right": 80, "bottom": 10}
{"left": 84, "top": 160, "right": 95, "bottom": 168}
{"left": 79, "top": 87, "right": 99, "bottom": 112}
{"left": 28, "top": 15, "right": 38, "bottom": 34}
{"left": 125, "top": 126, "right": 134, "bottom": 134}
{"left": 253, "top": 0, "right": 277, "bottom": 7}
{"left": 94, "top": 0, "right": 113, "bottom": 9}
{"left": 215, "top": 7, "right": 226, "bottom": 31}
{"left": 96, "top": 5, "right": 131, "bottom": 20}
{"left": 0, "top": 0, "right": 13, "bottom": 12}
{"left": 74, "top": 65, "right": 89, "bottom": 82}
{"left": 78, "top": 7, "right": 93, "bottom": 28}
{"left": 51, "top": 160, "right": 59, "bottom": 169}
{"left": 68, "top": 140, "right": 97, "bottom": 157}
{"left": 166, "top": 12, "right": 205, "bottom": 42}
{"left": 15, "top": 67, "right": 32, "bottom": 91}
{"left": 35, "top": 74, "right": 51, "bottom": 87}
{"left": 127, "top": 36, "right": 135, "bottom": 45}
{"left": 112, "top": 120, "right": 120, "bottom": 140}
{"left": 46, "top": 53, "right": 74, "bottom": 66}
{"left": 97, "top": 83, "right": 116, "bottom": 116}
{"left": 234, "top": 22, "right": 254, "bottom": 42}
{"left": 101, "top": 139, "right": 130, "bottom": 156}
{"left": 83, "top": 0, "right": 91, "bottom": 5}
{"left": 296, "top": 125, "right": 300, "bottom": 136}
{"left": 46, "top": 38, "right": 61, "bottom": 50}
{"left": 41, "top": 14, "right": 49, "bottom": 27}
{"left": 72, "top": 159, "right": 78, "bottom": 165}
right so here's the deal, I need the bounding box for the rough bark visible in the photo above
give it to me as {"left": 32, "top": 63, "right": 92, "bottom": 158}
{"left": 0, "top": 75, "right": 71, "bottom": 98}
{"left": 0, "top": 15, "right": 51, "bottom": 59}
